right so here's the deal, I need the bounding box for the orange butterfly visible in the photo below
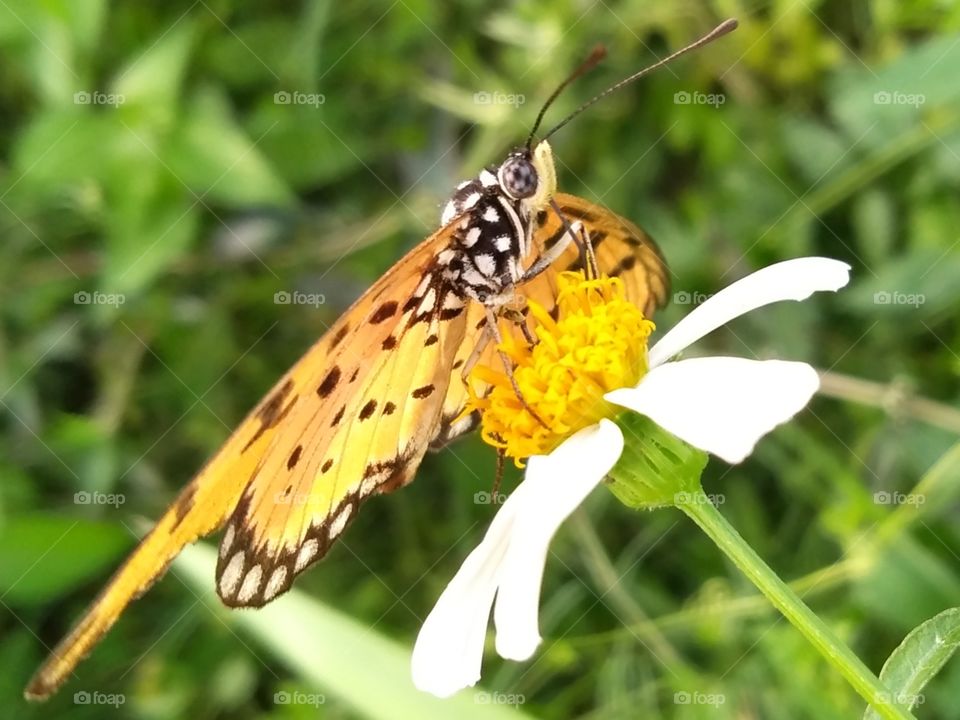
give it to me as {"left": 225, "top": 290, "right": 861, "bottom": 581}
{"left": 26, "top": 20, "right": 736, "bottom": 700}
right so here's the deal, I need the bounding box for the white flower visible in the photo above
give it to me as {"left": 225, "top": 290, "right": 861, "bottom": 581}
{"left": 411, "top": 257, "right": 851, "bottom": 697}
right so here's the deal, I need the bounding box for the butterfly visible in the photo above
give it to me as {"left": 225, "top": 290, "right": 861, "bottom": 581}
{"left": 26, "top": 19, "right": 736, "bottom": 700}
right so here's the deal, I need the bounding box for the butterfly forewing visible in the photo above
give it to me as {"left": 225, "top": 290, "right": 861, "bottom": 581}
{"left": 25, "top": 221, "right": 467, "bottom": 697}
{"left": 216, "top": 265, "right": 468, "bottom": 607}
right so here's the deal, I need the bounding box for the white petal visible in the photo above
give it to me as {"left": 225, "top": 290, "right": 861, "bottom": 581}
{"left": 648, "top": 258, "right": 850, "bottom": 368}
{"left": 606, "top": 357, "right": 819, "bottom": 464}
{"left": 411, "top": 492, "right": 520, "bottom": 697}
{"left": 493, "top": 420, "right": 624, "bottom": 661}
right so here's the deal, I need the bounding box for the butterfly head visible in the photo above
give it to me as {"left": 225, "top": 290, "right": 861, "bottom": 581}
{"left": 497, "top": 140, "right": 557, "bottom": 213}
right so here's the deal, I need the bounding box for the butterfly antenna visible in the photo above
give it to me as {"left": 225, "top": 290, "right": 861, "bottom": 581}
{"left": 526, "top": 44, "right": 607, "bottom": 150}
{"left": 542, "top": 18, "right": 738, "bottom": 141}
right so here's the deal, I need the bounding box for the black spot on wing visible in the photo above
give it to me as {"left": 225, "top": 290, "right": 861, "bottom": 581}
{"left": 243, "top": 379, "right": 297, "bottom": 452}
{"left": 359, "top": 399, "right": 377, "bottom": 420}
{"left": 317, "top": 367, "right": 341, "bottom": 398}
{"left": 370, "top": 301, "right": 398, "bottom": 324}
{"left": 558, "top": 204, "right": 598, "bottom": 222}
{"left": 329, "top": 324, "right": 350, "bottom": 350}
{"left": 412, "top": 384, "right": 435, "bottom": 399}
{"left": 287, "top": 445, "right": 303, "bottom": 470}
{"left": 169, "top": 484, "right": 198, "bottom": 532}
{"left": 610, "top": 255, "right": 638, "bottom": 276}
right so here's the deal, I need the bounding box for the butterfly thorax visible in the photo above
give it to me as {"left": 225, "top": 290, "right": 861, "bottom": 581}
{"left": 437, "top": 141, "right": 559, "bottom": 306}
{"left": 438, "top": 167, "right": 533, "bottom": 305}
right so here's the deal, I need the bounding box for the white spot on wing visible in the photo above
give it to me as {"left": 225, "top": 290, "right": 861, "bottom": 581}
{"left": 463, "top": 267, "right": 488, "bottom": 288}
{"left": 464, "top": 227, "right": 481, "bottom": 247}
{"left": 419, "top": 287, "right": 437, "bottom": 314}
{"left": 437, "top": 248, "right": 456, "bottom": 265}
{"left": 440, "top": 201, "right": 457, "bottom": 226}
{"left": 462, "top": 192, "right": 481, "bottom": 209}
{"left": 361, "top": 469, "right": 388, "bottom": 496}
{"left": 494, "top": 235, "right": 512, "bottom": 252}
{"left": 220, "top": 524, "right": 235, "bottom": 558}
{"left": 479, "top": 169, "right": 498, "bottom": 187}
{"left": 237, "top": 564, "right": 263, "bottom": 603}
{"left": 475, "top": 253, "right": 497, "bottom": 277}
{"left": 443, "top": 293, "right": 464, "bottom": 309}
{"left": 295, "top": 538, "right": 319, "bottom": 572}
{"left": 450, "top": 415, "right": 476, "bottom": 436}
{"left": 483, "top": 205, "right": 500, "bottom": 223}
{"left": 329, "top": 503, "right": 354, "bottom": 540}
{"left": 415, "top": 274, "right": 432, "bottom": 297}
{"left": 263, "top": 566, "right": 288, "bottom": 601}
{"left": 219, "top": 551, "right": 245, "bottom": 598}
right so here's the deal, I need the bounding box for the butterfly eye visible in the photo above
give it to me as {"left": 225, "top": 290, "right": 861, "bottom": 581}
{"left": 498, "top": 157, "right": 538, "bottom": 200}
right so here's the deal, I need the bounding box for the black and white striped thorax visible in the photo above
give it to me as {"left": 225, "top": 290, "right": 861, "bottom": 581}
{"left": 437, "top": 160, "right": 538, "bottom": 306}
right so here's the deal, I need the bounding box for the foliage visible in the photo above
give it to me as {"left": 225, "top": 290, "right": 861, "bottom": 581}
{"left": 1, "top": 1, "right": 959, "bottom": 718}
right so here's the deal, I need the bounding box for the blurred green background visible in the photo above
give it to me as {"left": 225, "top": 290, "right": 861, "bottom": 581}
{"left": 2, "top": 1, "right": 959, "bottom": 718}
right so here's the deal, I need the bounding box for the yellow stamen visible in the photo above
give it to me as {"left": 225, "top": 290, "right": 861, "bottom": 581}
{"left": 466, "top": 271, "right": 655, "bottom": 464}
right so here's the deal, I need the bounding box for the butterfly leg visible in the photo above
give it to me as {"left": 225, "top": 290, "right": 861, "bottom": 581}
{"left": 483, "top": 306, "right": 549, "bottom": 429}
{"left": 500, "top": 305, "right": 537, "bottom": 347}
{"left": 550, "top": 197, "right": 599, "bottom": 278}
{"left": 522, "top": 199, "right": 598, "bottom": 282}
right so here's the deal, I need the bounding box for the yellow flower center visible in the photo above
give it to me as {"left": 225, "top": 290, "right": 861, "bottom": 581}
{"left": 466, "top": 271, "right": 655, "bottom": 464}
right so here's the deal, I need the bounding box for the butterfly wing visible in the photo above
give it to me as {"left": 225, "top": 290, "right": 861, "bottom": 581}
{"left": 525, "top": 192, "right": 670, "bottom": 316}
{"left": 429, "top": 192, "right": 669, "bottom": 449}
{"left": 25, "top": 224, "right": 467, "bottom": 699}
{"left": 215, "top": 263, "right": 468, "bottom": 608}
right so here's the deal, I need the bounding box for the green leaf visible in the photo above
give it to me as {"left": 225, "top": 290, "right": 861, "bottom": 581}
{"left": 174, "top": 542, "right": 532, "bottom": 720}
{"left": 832, "top": 32, "right": 960, "bottom": 146}
{"left": 166, "top": 88, "right": 295, "bottom": 208}
{"left": 0, "top": 515, "right": 131, "bottom": 606}
{"left": 863, "top": 608, "right": 960, "bottom": 719}
{"left": 111, "top": 20, "right": 195, "bottom": 113}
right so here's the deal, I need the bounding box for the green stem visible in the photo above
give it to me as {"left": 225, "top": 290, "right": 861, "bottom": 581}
{"left": 678, "top": 489, "right": 916, "bottom": 720}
